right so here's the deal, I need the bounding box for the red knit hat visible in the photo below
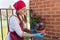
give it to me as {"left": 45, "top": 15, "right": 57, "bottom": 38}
{"left": 13, "top": 1, "right": 26, "bottom": 11}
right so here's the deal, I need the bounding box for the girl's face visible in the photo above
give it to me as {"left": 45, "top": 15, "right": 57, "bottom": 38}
{"left": 17, "top": 7, "right": 27, "bottom": 15}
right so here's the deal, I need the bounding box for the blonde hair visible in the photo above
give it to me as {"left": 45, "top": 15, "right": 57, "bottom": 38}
{"left": 16, "top": 12, "right": 27, "bottom": 23}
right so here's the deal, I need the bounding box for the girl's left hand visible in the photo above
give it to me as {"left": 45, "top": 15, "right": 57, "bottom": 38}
{"left": 36, "top": 29, "right": 46, "bottom": 33}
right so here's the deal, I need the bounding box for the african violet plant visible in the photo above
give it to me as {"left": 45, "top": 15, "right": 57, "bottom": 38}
{"left": 30, "top": 15, "right": 45, "bottom": 33}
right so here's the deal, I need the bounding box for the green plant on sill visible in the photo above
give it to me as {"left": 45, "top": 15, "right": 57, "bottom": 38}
{"left": 30, "top": 15, "right": 45, "bottom": 30}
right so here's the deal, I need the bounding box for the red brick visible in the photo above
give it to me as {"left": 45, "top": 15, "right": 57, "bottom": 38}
{"left": 51, "top": 21, "right": 60, "bottom": 25}
{"left": 46, "top": 34, "right": 52, "bottom": 38}
{"left": 46, "top": 18, "right": 55, "bottom": 21}
{"left": 56, "top": 18, "right": 60, "bottom": 21}
{"left": 51, "top": 15, "right": 60, "bottom": 18}
{"left": 52, "top": 36, "right": 59, "bottom": 40}
{"left": 55, "top": 33, "right": 60, "bottom": 36}
{"left": 55, "top": 11, "right": 60, "bottom": 14}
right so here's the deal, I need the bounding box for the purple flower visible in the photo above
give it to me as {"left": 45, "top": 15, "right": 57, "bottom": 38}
{"left": 36, "top": 22, "right": 44, "bottom": 27}
{"left": 39, "top": 22, "right": 44, "bottom": 26}
{"left": 36, "top": 24, "right": 39, "bottom": 26}
{"left": 31, "top": 15, "right": 33, "bottom": 18}
{"left": 58, "top": 38, "right": 60, "bottom": 40}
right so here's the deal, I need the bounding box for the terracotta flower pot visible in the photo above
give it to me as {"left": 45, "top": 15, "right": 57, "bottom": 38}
{"left": 36, "top": 29, "right": 46, "bottom": 33}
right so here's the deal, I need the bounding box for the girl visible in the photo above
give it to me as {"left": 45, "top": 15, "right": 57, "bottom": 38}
{"left": 6, "top": 0, "right": 44, "bottom": 40}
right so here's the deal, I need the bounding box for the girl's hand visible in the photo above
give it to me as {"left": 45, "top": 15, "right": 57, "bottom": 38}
{"left": 33, "top": 33, "right": 44, "bottom": 38}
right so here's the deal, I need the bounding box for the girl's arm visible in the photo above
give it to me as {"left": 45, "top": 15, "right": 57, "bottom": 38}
{"left": 24, "top": 28, "right": 30, "bottom": 33}
{"left": 23, "top": 32, "right": 34, "bottom": 37}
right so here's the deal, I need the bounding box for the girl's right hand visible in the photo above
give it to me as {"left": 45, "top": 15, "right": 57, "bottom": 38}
{"left": 33, "top": 33, "right": 44, "bottom": 38}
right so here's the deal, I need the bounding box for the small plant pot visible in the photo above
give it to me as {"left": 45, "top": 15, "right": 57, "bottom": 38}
{"left": 36, "top": 29, "right": 46, "bottom": 33}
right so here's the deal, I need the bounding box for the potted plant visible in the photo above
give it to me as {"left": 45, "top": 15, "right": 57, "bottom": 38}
{"left": 30, "top": 15, "right": 46, "bottom": 34}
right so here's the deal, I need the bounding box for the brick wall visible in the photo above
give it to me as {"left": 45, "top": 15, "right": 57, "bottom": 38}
{"left": 30, "top": 0, "right": 60, "bottom": 40}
